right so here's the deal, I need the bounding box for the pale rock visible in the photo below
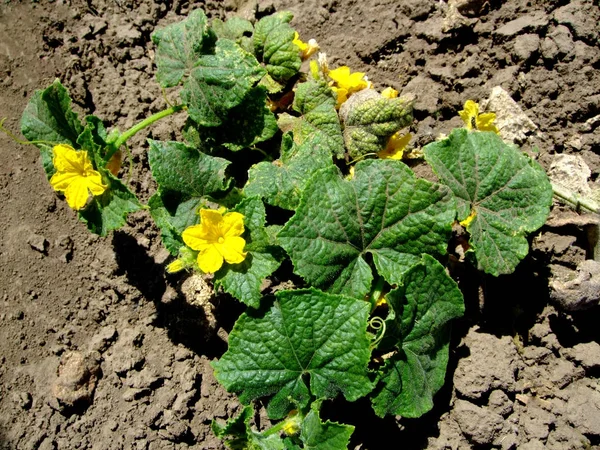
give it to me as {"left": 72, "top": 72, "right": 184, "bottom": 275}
{"left": 547, "top": 155, "right": 599, "bottom": 212}
{"left": 480, "top": 86, "right": 539, "bottom": 144}
{"left": 52, "top": 351, "right": 100, "bottom": 408}
{"left": 495, "top": 12, "right": 549, "bottom": 37}
{"left": 549, "top": 260, "right": 600, "bottom": 311}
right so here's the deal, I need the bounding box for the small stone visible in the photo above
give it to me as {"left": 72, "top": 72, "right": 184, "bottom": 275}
{"left": 513, "top": 34, "right": 540, "bottom": 61}
{"left": 453, "top": 400, "right": 504, "bottom": 445}
{"left": 565, "top": 341, "right": 600, "bottom": 369}
{"left": 480, "top": 86, "right": 539, "bottom": 145}
{"left": 28, "top": 233, "right": 49, "bottom": 254}
{"left": 88, "top": 325, "right": 118, "bottom": 353}
{"left": 495, "top": 12, "right": 549, "bottom": 37}
{"left": 550, "top": 260, "right": 600, "bottom": 311}
{"left": 52, "top": 351, "right": 100, "bottom": 408}
{"left": 488, "top": 390, "right": 513, "bottom": 417}
{"left": 549, "top": 26, "right": 575, "bottom": 58}
{"left": 12, "top": 391, "right": 32, "bottom": 410}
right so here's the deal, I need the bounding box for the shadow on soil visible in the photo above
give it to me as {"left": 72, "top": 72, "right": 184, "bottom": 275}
{"left": 112, "top": 231, "right": 242, "bottom": 359}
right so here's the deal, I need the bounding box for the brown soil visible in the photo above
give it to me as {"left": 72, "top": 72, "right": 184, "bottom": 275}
{"left": 1, "top": 0, "right": 599, "bottom": 449}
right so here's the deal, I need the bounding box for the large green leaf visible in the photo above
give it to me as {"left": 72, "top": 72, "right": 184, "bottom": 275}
{"left": 147, "top": 140, "right": 230, "bottom": 196}
{"left": 244, "top": 133, "right": 334, "bottom": 210}
{"left": 214, "top": 197, "right": 284, "bottom": 308}
{"left": 423, "top": 129, "right": 553, "bottom": 276}
{"left": 278, "top": 160, "right": 456, "bottom": 299}
{"left": 213, "top": 289, "right": 373, "bottom": 419}
{"left": 152, "top": 9, "right": 216, "bottom": 88}
{"left": 211, "top": 16, "right": 254, "bottom": 53}
{"left": 253, "top": 11, "right": 301, "bottom": 82}
{"left": 371, "top": 255, "right": 464, "bottom": 418}
{"left": 342, "top": 96, "right": 414, "bottom": 159}
{"left": 184, "top": 87, "right": 277, "bottom": 152}
{"left": 20, "top": 79, "right": 83, "bottom": 178}
{"left": 300, "top": 405, "right": 354, "bottom": 450}
{"left": 278, "top": 80, "right": 345, "bottom": 159}
{"left": 182, "top": 39, "right": 266, "bottom": 127}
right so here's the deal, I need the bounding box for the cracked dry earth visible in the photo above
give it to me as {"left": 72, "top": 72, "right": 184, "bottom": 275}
{"left": 0, "top": 0, "right": 599, "bottom": 449}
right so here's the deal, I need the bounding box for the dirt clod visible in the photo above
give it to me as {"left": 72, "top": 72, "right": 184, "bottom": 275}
{"left": 52, "top": 351, "right": 101, "bottom": 409}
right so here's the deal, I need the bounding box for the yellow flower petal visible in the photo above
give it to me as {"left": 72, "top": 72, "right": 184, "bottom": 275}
{"left": 328, "top": 66, "right": 369, "bottom": 95}
{"left": 458, "top": 100, "right": 479, "bottom": 130}
{"left": 49, "top": 171, "right": 80, "bottom": 191}
{"left": 476, "top": 113, "right": 499, "bottom": 133}
{"left": 378, "top": 132, "right": 412, "bottom": 160}
{"left": 460, "top": 210, "right": 477, "bottom": 228}
{"left": 219, "top": 236, "right": 247, "bottom": 265}
{"left": 292, "top": 32, "right": 308, "bottom": 52}
{"left": 182, "top": 224, "right": 212, "bottom": 251}
{"left": 197, "top": 245, "right": 224, "bottom": 273}
{"left": 166, "top": 259, "right": 185, "bottom": 273}
{"left": 63, "top": 178, "right": 92, "bottom": 210}
{"left": 220, "top": 212, "right": 245, "bottom": 239}
{"left": 381, "top": 87, "right": 399, "bottom": 99}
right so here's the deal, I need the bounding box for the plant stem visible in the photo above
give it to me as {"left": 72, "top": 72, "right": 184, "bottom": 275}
{"left": 107, "top": 104, "right": 185, "bottom": 159}
{"left": 552, "top": 182, "right": 600, "bottom": 214}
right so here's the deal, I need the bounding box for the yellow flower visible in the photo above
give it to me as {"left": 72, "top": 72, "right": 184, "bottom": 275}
{"left": 459, "top": 210, "right": 477, "bottom": 228}
{"left": 381, "top": 87, "right": 399, "bottom": 99}
{"left": 328, "top": 66, "right": 372, "bottom": 107}
{"left": 458, "top": 100, "right": 499, "bottom": 133}
{"left": 49, "top": 144, "right": 107, "bottom": 210}
{"left": 377, "top": 132, "right": 412, "bottom": 160}
{"left": 292, "top": 32, "right": 319, "bottom": 60}
{"left": 182, "top": 209, "right": 247, "bottom": 274}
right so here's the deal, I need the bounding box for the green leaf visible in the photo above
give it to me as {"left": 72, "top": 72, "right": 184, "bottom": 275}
{"left": 212, "top": 406, "right": 287, "bottom": 450}
{"left": 182, "top": 39, "right": 266, "bottom": 127}
{"left": 300, "top": 405, "right": 354, "bottom": 450}
{"left": 371, "top": 255, "right": 464, "bottom": 418}
{"left": 78, "top": 172, "right": 142, "bottom": 236}
{"left": 184, "top": 87, "right": 277, "bottom": 151}
{"left": 343, "top": 96, "right": 414, "bottom": 159}
{"left": 278, "top": 80, "right": 345, "bottom": 159}
{"left": 147, "top": 140, "right": 231, "bottom": 196}
{"left": 245, "top": 132, "right": 335, "bottom": 210}
{"left": 20, "top": 79, "right": 83, "bottom": 178}
{"left": 152, "top": 9, "right": 216, "bottom": 88}
{"left": 253, "top": 11, "right": 301, "bottom": 82}
{"left": 212, "top": 17, "right": 254, "bottom": 53}
{"left": 423, "top": 129, "right": 553, "bottom": 276}
{"left": 278, "top": 160, "right": 455, "bottom": 299}
{"left": 148, "top": 193, "right": 203, "bottom": 255}
{"left": 213, "top": 288, "right": 373, "bottom": 419}
{"left": 214, "top": 197, "right": 284, "bottom": 308}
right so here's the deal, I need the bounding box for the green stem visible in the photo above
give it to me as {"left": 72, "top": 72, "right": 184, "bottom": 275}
{"left": 552, "top": 182, "right": 600, "bottom": 214}
{"left": 107, "top": 104, "right": 185, "bottom": 159}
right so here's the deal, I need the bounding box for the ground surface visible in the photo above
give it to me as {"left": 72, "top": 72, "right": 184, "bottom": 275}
{"left": 0, "top": 0, "right": 599, "bottom": 449}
